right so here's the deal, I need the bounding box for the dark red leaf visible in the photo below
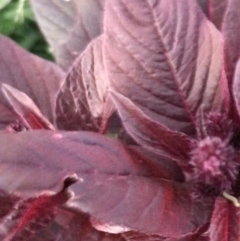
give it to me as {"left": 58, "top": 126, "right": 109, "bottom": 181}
{"left": 196, "top": 0, "right": 228, "bottom": 30}
{"left": 122, "top": 231, "right": 209, "bottom": 241}
{"left": 0, "top": 35, "right": 64, "bottom": 129}
{"left": 84, "top": 179, "right": 210, "bottom": 237}
{"left": 111, "top": 91, "right": 191, "bottom": 172}
{"left": 129, "top": 147, "right": 185, "bottom": 183}
{"left": 0, "top": 131, "right": 210, "bottom": 238}
{"left": 0, "top": 189, "right": 20, "bottom": 219}
{"left": 104, "top": 0, "right": 229, "bottom": 135}
{"left": 2, "top": 84, "right": 55, "bottom": 130}
{"left": 232, "top": 60, "right": 240, "bottom": 120}
{"left": 30, "top": 0, "right": 105, "bottom": 69}
{"left": 0, "top": 190, "right": 124, "bottom": 240}
{"left": 56, "top": 36, "right": 113, "bottom": 131}
{"left": 210, "top": 197, "right": 240, "bottom": 241}
{"left": 0, "top": 190, "right": 71, "bottom": 240}
{"left": 165, "top": 234, "right": 209, "bottom": 241}
{"left": 122, "top": 231, "right": 166, "bottom": 241}
{"left": 222, "top": 0, "right": 240, "bottom": 82}
{"left": 197, "top": 0, "right": 240, "bottom": 82}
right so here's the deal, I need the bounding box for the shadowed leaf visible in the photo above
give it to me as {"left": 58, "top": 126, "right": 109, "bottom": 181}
{"left": 104, "top": 0, "right": 229, "bottom": 135}
{"left": 0, "top": 187, "right": 125, "bottom": 240}
{"left": 232, "top": 60, "right": 240, "bottom": 120}
{"left": 121, "top": 232, "right": 166, "bottom": 241}
{"left": 0, "top": 35, "right": 64, "bottom": 129}
{"left": 197, "top": 0, "right": 240, "bottom": 83}
{"left": 196, "top": 0, "right": 228, "bottom": 30}
{"left": 30, "top": 0, "right": 105, "bottom": 69}
{"left": 210, "top": 197, "right": 240, "bottom": 241}
{"left": 0, "top": 190, "right": 71, "bottom": 240}
{"left": 122, "top": 231, "right": 209, "bottom": 241}
{"left": 221, "top": 0, "right": 240, "bottom": 82}
{"left": 111, "top": 91, "right": 191, "bottom": 172}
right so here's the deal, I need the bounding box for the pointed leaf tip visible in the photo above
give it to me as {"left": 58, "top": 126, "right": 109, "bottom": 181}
{"left": 30, "top": 0, "right": 105, "bottom": 69}
{"left": 104, "top": 0, "right": 229, "bottom": 135}
{"left": 0, "top": 35, "right": 64, "bottom": 129}
{"left": 111, "top": 90, "right": 192, "bottom": 172}
{"left": 2, "top": 83, "right": 55, "bottom": 130}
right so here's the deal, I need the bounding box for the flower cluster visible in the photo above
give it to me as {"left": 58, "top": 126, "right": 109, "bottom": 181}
{"left": 190, "top": 112, "right": 240, "bottom": 197}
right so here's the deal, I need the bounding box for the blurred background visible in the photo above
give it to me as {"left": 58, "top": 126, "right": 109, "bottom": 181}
{"left": 0, "top": 0, "right": 53, "bottom": 60}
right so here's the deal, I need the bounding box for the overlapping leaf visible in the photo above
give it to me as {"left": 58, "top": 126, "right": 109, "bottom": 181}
{"left": 30, "top": 0, "right": 105, "bottom": 69}
{"left": 111, "top": 91, "right": 191, "bottom": 171}
{"left": 0, "top": 131, "right": 210, "bottom": 238}
{"left": 2, "top": 84, "right": 55, "bottom": 130}
{"left": 196, "top": 0, "right": 227, "bottom": 30}
{"left": 221, "top": 0, "right": 240, "bottom": 82}
{"left": 197, "top": 0, "right": 240, "bottom": 82}
{"left": 232, "top": 60, "right": 240, "bottom": 119}
{"left": 0, "top": 35, "right": 64, "bottom": 129}
{"left": 210, "top": 197, "right": 240, "bottom": 241}
{"left": 0, "top": 191, "right": 125, "bottom": 241}
{"left": 118, "top": 227, "right": 209, "bottom": 241}
{"left": 104, "top": 0, "right": 229, "bottom": 135}
{"left": 56, "top": 36, "right": 113, "bottom": 131}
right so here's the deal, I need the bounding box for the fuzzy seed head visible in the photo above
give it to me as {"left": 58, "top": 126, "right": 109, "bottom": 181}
{"left": 190, "top": 136, "right": 238, "bottom": 192}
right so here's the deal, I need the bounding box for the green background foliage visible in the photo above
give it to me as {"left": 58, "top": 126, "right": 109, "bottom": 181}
{"left": 0, "top": 0, "right": 53, "bottom": 60}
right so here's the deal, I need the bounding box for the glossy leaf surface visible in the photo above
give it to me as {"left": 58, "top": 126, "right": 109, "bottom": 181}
{"left": 30, "top": 0, "right": 105, "bottom": 69}
{"left": 104, "top": 0, "right": 228, "bottom": 135}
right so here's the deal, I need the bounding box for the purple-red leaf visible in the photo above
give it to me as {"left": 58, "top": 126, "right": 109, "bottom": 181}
{"left": 210, "top": 197, "right": 240, "bottom": 241}
{"left": 0, "top": 190, "right": 71, "bottom": 240}
{"left": 0, "top": 190, "right": 124, "bottom": 240}
{"left": 111, "top": 91, "right": 191, "bottom": 171}
{"left": 221, "top": 0, "right": 240, "bottom": 82}
{"left": 232, "top": 59, "right": 240, "bottom": 120}
{"left": 197, "top": 0, "right": 240, "bottom": 82}
{"left": 129, "top": 147, "right": 185, "bottom": 183}
{"left": 30, "top": 0, "right": 105, "bottom": 69}
{"left": 122, "top": 231, "right": 209, "bottom": 241}
{"left": 0, "top": 35, "right": 64, "bottom": 129}
{"left": 196, "top": 0, "right": 228, "bottom": 30}
{"left": 122, "top": 232, "right": 165, "bottom": 241}
{"left": 56, "top": 36, "right": 113, "bottom": 131}
{"left": 2, "top": 84, "right": 55, "bottom": 130}
{"left": 0, "top": 131, "right": 210, "bottom": 238}
{"left": 104, "top": 0, "right": 229, "bottom": 135}
{"left": 70, "top": 177, "right": 209, "bottom": 238}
